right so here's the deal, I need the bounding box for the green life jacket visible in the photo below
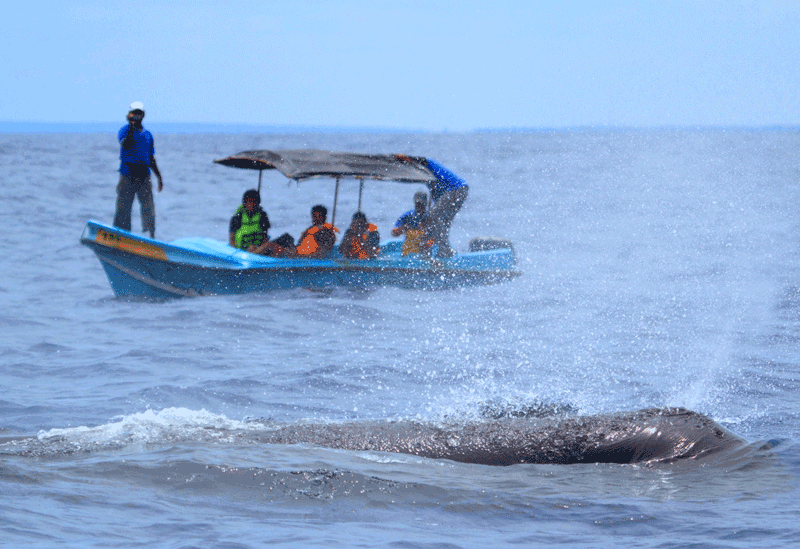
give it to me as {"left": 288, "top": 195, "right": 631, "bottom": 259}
{"left": 234, "top": 206, "right": 265, "bottom": 249}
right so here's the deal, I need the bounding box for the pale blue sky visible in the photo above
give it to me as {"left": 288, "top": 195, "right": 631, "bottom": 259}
{"left": 3, "top": 0, "right": 799, "bottom": 130}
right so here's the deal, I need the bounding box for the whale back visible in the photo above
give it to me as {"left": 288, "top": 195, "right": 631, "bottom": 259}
{"left": 256, "top": 408, "right": 745, "bottom": 465}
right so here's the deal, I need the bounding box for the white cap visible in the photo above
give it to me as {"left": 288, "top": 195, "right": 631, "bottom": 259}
{"left": 128, "top": 101, "right": 145, "bottom": 113}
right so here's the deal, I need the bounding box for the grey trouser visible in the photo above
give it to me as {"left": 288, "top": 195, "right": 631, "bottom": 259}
{"left": 113, "top": 174, "right": 155, "bottom": 237}
{"left": 424, "top": 185, "right": 469, "bottom": 257}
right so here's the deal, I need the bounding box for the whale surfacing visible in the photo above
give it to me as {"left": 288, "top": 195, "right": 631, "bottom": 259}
{"left": 255, "top": 408, "right": 745, "bottom": 465}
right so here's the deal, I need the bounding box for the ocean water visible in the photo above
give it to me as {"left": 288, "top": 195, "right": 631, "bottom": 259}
{"left": 1, "top": 129, "right": 799, "bottom": 548}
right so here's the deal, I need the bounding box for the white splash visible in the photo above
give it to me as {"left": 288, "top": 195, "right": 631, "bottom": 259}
{"left": 36, "top": 408, "right": 256, "bottom": 450}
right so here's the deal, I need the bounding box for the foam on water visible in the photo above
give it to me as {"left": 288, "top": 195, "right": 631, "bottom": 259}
{"left": 37, "top": 407, "right": 255, "bottom": 447}
{"left": 0, "top": 408, "right": 256, "bottom": 457}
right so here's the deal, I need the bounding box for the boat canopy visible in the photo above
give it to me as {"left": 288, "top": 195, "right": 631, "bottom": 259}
{"left": 214, "top": 149, "right": 438, "bottom": 184}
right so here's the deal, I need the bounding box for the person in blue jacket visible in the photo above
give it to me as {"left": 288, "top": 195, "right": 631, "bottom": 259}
{"left": 422, "top": 159, "right": 469, "bottom": 258}
{"left": 113, "top": 102, "right": 163, "bottom": 238}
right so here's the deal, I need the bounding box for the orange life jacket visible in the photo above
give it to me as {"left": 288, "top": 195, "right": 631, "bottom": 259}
{"left": 296, "top": 223, "right": 339, "bottom": 256}
{"left": 346, "top": 224, "right": 380, "bottom": 259}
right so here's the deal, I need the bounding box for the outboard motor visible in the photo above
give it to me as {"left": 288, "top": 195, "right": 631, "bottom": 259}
{"left": 469, "top": 237, "right": 514, "bottom": 253}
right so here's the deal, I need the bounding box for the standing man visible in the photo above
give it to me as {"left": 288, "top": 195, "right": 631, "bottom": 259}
{"left": 113, "top": 101, "right": 163, "bottom": 238}
{"left": 422, "top": 159, "right": 468, "bottom": 258}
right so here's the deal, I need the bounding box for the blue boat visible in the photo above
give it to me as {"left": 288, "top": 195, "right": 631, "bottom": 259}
{"left": 81, "top": 150, "right": 521, "bottom": 298}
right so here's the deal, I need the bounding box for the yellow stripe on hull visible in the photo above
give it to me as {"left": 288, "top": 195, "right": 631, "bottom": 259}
{"left": 95, "top": 228, "right": 168, "bottom": 261}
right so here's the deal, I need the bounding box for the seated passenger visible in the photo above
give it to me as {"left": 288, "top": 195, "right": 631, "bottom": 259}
{"left": 229, "top": 189, "right": 285, "bottom": 256}
{"left": 293, "top": 205, "right": 339, "bottom": 258}
{"left": 340, "top": 211, "right": 380, "bottom": 259}
{"left": 391, "top": 191, "right": 427, "bottom": 255}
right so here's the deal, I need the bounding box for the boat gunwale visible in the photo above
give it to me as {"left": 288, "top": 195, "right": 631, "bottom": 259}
{"left": 80, "top": 233, "right": 522, "bottom": 280}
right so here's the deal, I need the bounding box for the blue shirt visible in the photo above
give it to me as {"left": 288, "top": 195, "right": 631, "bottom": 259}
{"left": 425, "top": 158, "right": 467, "bottom": 201}
{"left": 394, "top": 209, "right": 426, "bottom": 230}
{"left": 118, "top": 125, "right": 155, "bottom": 177}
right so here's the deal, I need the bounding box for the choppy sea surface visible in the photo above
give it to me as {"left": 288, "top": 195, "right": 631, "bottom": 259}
{"left": 1, "top": 129, "right": 800, "bottom": 548}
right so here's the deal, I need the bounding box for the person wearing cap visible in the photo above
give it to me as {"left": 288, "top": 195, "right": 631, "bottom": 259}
{"left": 391, "top": 190, "right": 428, "bottom": 256}
{"left": 113, "top": 101, "right": 163, "bottom": 238}
{"left": 228, "top": 189, "right": 290, "bottom": 256}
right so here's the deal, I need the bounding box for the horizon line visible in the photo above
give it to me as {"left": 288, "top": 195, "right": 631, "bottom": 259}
{"left": 1, "top": 120, "right": 798, "bottom": 134}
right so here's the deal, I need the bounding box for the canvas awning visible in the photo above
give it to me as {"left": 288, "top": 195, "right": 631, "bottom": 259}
{"left": 214, "top": 149, "right": 437, "bottom": 184}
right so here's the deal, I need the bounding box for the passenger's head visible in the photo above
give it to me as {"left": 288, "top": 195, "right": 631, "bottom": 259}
{"left": 311, "top": 204, "right": 327, "bottom": 225}
{"left": 242, "top": 189, "right": 261, "bottom": 214}
{"left": 351, "top": 211, "right": 367, "bottom": 230}
{"left": 413, "top": 191, "right": 427, "bottom": 213}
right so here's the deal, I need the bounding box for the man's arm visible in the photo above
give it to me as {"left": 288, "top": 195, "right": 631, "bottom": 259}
{"left": 229, "top": 214, "right": 241, "bottom": 248}
{"left": 285, "top": 229, "right": 308, "bottom": 257}
{"left": 338, "top": 230, "right": 354, "bottom": 257}
{"left": 251, "top": 236, "right": 272, "bottom": 255}
{"left": 314, "top": 229, "right": 336, "bottom": 258}
{"left": 391, "top": 211, "right": 411, "bottom": 236}
{"left": 121, "top": 123, "right": 136, "bottom": 150}
{"left": 150, "top": 157, "right": 163, "bottom": 192}
{"left": 366, "top": 230, "right": 380, "bottom": 257}
{"left": 250, "top": 218, "right": 271, "bottom": 254}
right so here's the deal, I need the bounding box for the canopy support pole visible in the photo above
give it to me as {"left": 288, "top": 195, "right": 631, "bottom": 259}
{"left": 332, "top": 178, "right": 341, "bottom": 226}
{"left": 357, "top": 178, "right": 364, "bottom": 212}
{"left": 257, "top": 169, "right": 263, "bottom": 193}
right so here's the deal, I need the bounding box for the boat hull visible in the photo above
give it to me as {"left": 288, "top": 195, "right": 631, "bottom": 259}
{"left": 80, "top": 221, "right": 521, "bottom": 298}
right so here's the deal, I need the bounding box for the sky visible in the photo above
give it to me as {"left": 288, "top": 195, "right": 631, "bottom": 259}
{"left": 2, "top": 0, "right": 799, "bottom": 131}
